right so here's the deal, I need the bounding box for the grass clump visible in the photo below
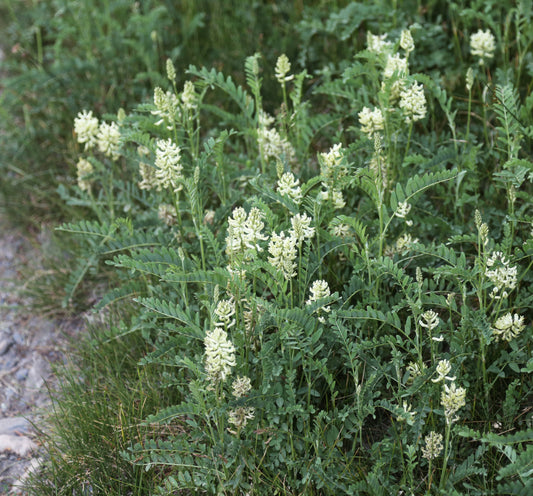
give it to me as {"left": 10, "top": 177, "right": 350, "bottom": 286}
{"left": 29, "top": 310, "right": 180, "bottom": 495}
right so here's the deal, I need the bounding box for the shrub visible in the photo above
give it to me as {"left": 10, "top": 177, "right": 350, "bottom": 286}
{"left": 51, "top": 16, "right": 532, "bottom": 492}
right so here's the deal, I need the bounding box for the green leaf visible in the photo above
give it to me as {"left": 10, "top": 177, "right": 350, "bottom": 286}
{"left": 136, "top": 297, "right": 204, "bottom": 338}
{"left": 390, "top": 167, "right": 458, "bottom": 213}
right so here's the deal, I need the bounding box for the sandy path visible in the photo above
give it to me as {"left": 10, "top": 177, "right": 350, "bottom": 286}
{"left": 0, "top": 217, "right": 79, "bottom": 494}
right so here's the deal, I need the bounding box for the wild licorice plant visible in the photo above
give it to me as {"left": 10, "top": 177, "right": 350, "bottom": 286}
{"left": 60, "top": 27, "right": 532, "bottom": 495}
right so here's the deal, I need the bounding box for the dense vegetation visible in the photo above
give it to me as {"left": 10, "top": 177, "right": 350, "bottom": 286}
{"left": 1, "top": 1, "right": 532, "bottom": 494}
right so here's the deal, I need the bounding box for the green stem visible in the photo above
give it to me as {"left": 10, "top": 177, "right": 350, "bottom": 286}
{"left": 220, "top": 167, "right": 227, "bottom": 205}
{"left": 196, "top": 220, "right": 206, "bottom": 271}
{"left": 281, "top": 82, "right": 289, "bottom": 138}
{"left": 415, "top": 324, "right": 423, "bottom": 367}
{"left": 481, "top": 84, "right": 490, "bottom": 148}
{"left": 439, "top": 421, "right": 452, "bottom": 490}
{"left": 289, "top": 278, "right": 294, "bottom": 309}
{"left": 173, "top": 190, "right": 182, "bottom": 230}
{"left": 404, "top": 121, "right": 413, "bottom": 160}
{"left": 87, "top": 187, "right": 103, "bottom": 224}
{"left": 180, "top": 256, "right": 188, "bottom": 309}
{"left": 465, "top": 89, "right": 472, "bottom": 145}
{"left": 427, "top": 458, "right": 434, "bottom": 494}
{"left": 479, "top": 338, "right": 489, "bottom": 409}
{"left": 377, "top": 198, "right": 384, "bottom": 259}
{"left": 298, "top": 244, "right": 303, "bottom": 305}
{"left": 314, "top": 203, "right": 322, "bottom": 279}
{"left": 107, "top": 163, "right": 115, "bottom": 220}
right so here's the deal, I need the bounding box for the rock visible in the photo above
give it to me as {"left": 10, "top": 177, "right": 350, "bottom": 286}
{"left": 10, "top": 457, "right": 43, "bottom": 494}
{"left": 0, "top": 417, "right": 31, "bottom": 436}
{"left": 25, "top": 356, "right": 50, "bottom": 391}
{"left": 0, "top": 337, "right": 13, "bottom": 355}
{"left": 0, "top": 435, "right": 36, "bottom": 456}
{"left": 15, "top": 368, "right": 28, "bottom": 381}
{"left": 0, "top": 356, "right": 18, "bottom": 371}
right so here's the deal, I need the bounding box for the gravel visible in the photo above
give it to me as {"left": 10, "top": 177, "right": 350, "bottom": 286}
{"left": 0, "top": 217, "right": 81, "bottom": 494}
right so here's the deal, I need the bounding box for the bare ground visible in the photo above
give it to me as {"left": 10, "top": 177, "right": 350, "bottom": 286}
{"left": 0, "top": 217, "right": 81, "bottom": 494}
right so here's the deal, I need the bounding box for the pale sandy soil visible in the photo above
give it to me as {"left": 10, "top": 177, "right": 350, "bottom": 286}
{"left": 0, "top": 217, "right": 80, "bottom": 494}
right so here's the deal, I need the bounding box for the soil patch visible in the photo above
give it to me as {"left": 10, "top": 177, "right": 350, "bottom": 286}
{"left": 0, "top": 217, "right": 81, "bottom": 494}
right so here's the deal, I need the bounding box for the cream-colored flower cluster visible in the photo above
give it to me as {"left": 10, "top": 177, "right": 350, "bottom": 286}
{"left": 228, "top": 376, "right": 254, "bottom": 433}
{"left": 362, "top": 27, "right": 426, "bottom": 141}
{"left": 181, "top": 81, "right": 198, "bottom": 111}
{"left": 307, "top": 280, "right": 331, "bottom": 304}
{"left": 396, "top": 401, "right": 416, "bottom": 425}
{"left": 228, "top": 406, "right": 255, "bottom": 432}
{"left": 358, "top": 107, "right": 384, "bottom": 140}
{"left": 74, "top": 110, "right": 99, "bottom": 150}
{"left": 257, "top": 112, "right": 296, "bottom": 164}
{"left": 406, "top": 360, "right": 426, "bottom": 384}
{"left": 319, "top": 189, "right": 345, "bottom": 209}
{"left": 232, "top": 376, "right": 252, "bottom": 398}
{"left": 73, "top": 110, "right": 122, "bottom": 192}
{"left": 166, "top": 58, "right": 176, "bottom": 81}
{"left": 492, "top": 313, "right": 525, "bottom": 342}
{"left": 152, "top": 87, "right": 180, "bottom": 129}
{"left": 76, "top": 158, "right": 94, "bottom": 192}
{"left": 277, "top": 172, "right": 302, "bottom": 203}
{"left": 258, "top": 128, "right": 296, "bottom": 164}
{"left": 366, "top": 33, "right": 393, "bottom": 55}
{"left": 74, "top": 110, "right": 121, "bottom": 160}
{"left": 419, "top": 310, "right": 439, "bottom": 331}
{"left": 153, "top": 138, "right": 183, "bottom": 193}
{"left": 138, "top": 163, "right": 155, "bottom": 191}
{"left": 290, "top": 213, "right": 315, "bottom": 245}
{"left": 215, "top": 298, "right": 236, "bottom": 329}
{"left": 399, "top": 82, "right": 427, "bottom": 123}
{"left": 204, "top": 307, "right": 255, "bottom": 432}
{"left": 265, "top": 212, "right": 314, "bottom": 277}
{"left": 485, "top": 251, "right": 517, "bottom": 299}
{"left": 400, "top": 29, "right": 414, "bottom": 54}
{"left": 306, "top": 279, "right": 331, "bottom": 322}
{"left": 419, "top": 309, "right": 444, "bottom": 341}
{"left": 330, "top": 223, "right": 351, "bottom": 238}
{"left": 383, "top": 53, "right": 408, "bottom": 80}
{"left": 320, "top": 143, "right": 344, "bottom": 181}
{"left": 205, "top": 317, "right": 253, "bottom": 434}
{"left": 441, "top": 382, "right": 466, "bottom": 424}
{"left": 395, "top": 201, "right": 412, "bottom": 219}
{"left": 470, "top": 29, "right": 496, "bottom": 65}
{"left": 382, "top": 53, "right": 409, "bottom": 103}
{"left": 432, "top": 359, "right": 456, "bottom": 383}
{"left": 388, "top": 233, "right": 418, "bottom": 254}
{"left": 268, "top": 231, "right": 298, "bottom": 280}
{"left": 421, "top": 431, "right": 443, "bottom": 460}
{"left": 275, "top": 54, "right": 294, "bottom": 84}
{"left": 204, "top": 327, "right": 236, "bottom": 384}
{"left": 225, "top": 207, "right": 268, "bottom": 260}
{"left": 158, "top": 203, "right": 178, "bottom": 226}
{"left": 97, "top": 121, "right": 121, "bottom": 160}
{"left": 319, "top": 143, "right": 346, "bottom": 210}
